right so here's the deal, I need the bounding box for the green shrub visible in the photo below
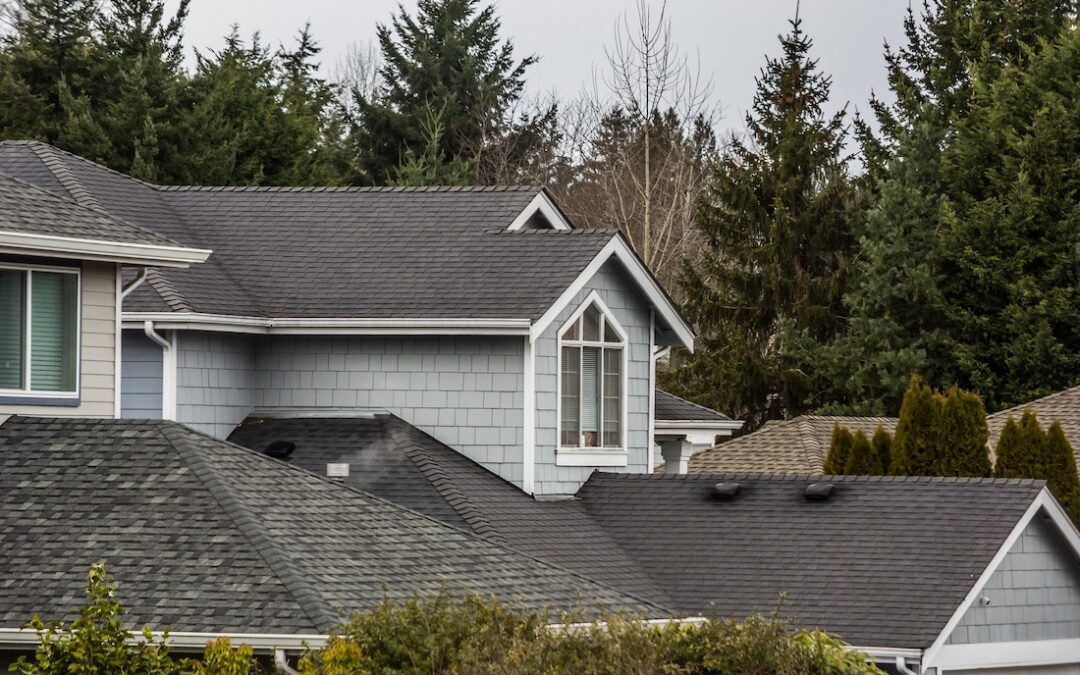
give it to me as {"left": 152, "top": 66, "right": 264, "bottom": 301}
{"left": 937, "top": 385, "right": 990, "bottom": 477}
{"left": 890, "top": 375, "right": 941, "bottom": 475}
{"left": 823, "top": 425, "right": 854, "bottom": 474}
{"left": 871, "top": 426, "right": 892, "bottom": 471}
{"left": 995, "top": 411, "right": 1080, "bottom": 524}
{"left": 844, "top": 431, "right": 882, "bottom": 475}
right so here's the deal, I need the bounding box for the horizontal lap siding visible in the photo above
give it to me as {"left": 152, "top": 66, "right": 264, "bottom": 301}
{"left": 252, "top": 335, "right": 525, "bottom": 485}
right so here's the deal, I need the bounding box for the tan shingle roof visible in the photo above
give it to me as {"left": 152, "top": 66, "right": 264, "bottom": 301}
{"left": 987, "top": 384, "right": 1080, "bottom": 468}
{"left": 683, "top": 415, "right": 897, "bottom": 474}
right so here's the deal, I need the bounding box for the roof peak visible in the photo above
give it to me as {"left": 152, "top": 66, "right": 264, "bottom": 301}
{"left": 155, "top": 184, "right": 543, "bottom": 193}
{"left": 591, "top": 471, "right": 1045, "bottom": 486}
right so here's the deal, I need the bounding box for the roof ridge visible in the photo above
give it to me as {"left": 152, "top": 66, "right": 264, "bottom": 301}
{"left": 154, "top": 184, "right": 543, "bottom": 193}
{"left": 797, "top": 417, "right": 827, "bottom": 472}
{"left": 29, "top": 143, "right": 104, "bottom": 211}
{"left": 144, "top": 268, "right": 193, "bottom": 313}
{"left": 157, "top": 422, "right": 338, "bottom": 632}
{"left": 588, "top": 471, "right": 1047, "bottom": 486}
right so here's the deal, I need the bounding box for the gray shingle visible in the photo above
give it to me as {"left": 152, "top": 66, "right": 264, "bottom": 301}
{"left": 654, "top": 389, "right": 731, "bottom": 422}
{"left": 0, "top": 417, "right": 666, "bottom": 635}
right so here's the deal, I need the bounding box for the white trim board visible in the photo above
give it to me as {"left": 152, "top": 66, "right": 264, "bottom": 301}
{"left": 506, "top": 191, "right": 573, "bottom": 232}
{"left": 0, "top": 230, "right": 210, "bottom": 267}
{"left": 123, "top": 314, "right": 532, "bottom": 336}
{"left": 529, "top": 236, "right": 694, "bottom": 351}
{"left": 522, "top": 335, "right": 536, "bottom": 494}
{"left": 931, "top": 637, "right": 1080, "bottom": 671}
{"left": 0, "top": 627, "right": 327, "bottom": 653}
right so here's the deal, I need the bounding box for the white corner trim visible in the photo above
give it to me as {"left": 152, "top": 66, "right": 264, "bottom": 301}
{"left": 113, "top": 264, "right": 122, "bottom": 418}
{"left": 648, "top": 309, "right": 656, "bottom": 472}
{"left": 930, "top": 637, "right": 1080, "bottom": 670}
{"left": 922, "top": 488, "right": 1080, "bottom": 668}
{"left": 0, "top": 230, "right": 211, "bottom": 267}
{"left": 529, "top": 237, "right": 694, "bottom": 350}
{"left": 555, "top": 449, "right": 629, "bottom": 467}
{"left": 522, "top": 336, "right": 536, "bottom": 494}
{"left": 0, "top": 627, "right": 327, "bottom": 653}
{"left": 506, "top": 191, "right": 573, "bottom": 231}
{"left": 143, "top": 322, "right": 176, "bottom": 421}
{"left": 122, "top": 313, "right": 532, "bottom": 336}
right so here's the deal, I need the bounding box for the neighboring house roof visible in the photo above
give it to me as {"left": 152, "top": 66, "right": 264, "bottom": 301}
{"left": 654, "top": 389, "right": 732, "bottom": 422}
{"left": 0, "top": 417, "right": 664, "bottom": 636}
{"left": 576, "top": 473, "right": 1047, "bottom": 649}
{"left": 0, "top": 170, "right": 207, "bottom": 266}
{"left": 682, "top": 415, "right": 897, "bottom": 474}
{"left": 987, "top": 384, "right": 1080, "bottom": 470}
{"left": 227, "top": 415, "right": 670, "bottom": 608}
{"left": 0, "top": 141, "right": 690, "bottom": 347}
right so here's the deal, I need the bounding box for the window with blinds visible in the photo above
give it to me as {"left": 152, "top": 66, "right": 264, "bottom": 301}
{"left": 558, "top": 299, "right": 624, "bottom": 449}
{"left": 0, "top": 266, "right": 79, "bottom": 395}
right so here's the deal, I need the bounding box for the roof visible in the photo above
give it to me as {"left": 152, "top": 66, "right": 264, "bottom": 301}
{"left": 682, "top": 415, "right": 897, "bottom": 474}
{"left": 987, "top": 384, "right": 1080, "bottom": 470}
{"left": 0, "top": 141, "right": 628, "bottom": 322}
{"left": 0, "top": 417, "right": 664, "bottom": 635}
{"left": 576, "top": 473, "right": 1046, "bottom": 649}
{"left": 654, "top": 389, "right": 732, "bottom": 422}
{"left": 227, "top": 415, "right": 670, "bottom": 608}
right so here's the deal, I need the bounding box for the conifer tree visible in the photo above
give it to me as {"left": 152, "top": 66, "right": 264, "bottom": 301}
{"left": 992, "top": 416, "right": 1025, "bottom": 479}
{"left": 872, "top": 426, "right": 892, "bottom": 473}
{"left": 675, "top": 16, "right": 862, "bottom": 428}
{"left": 890, "top": 376, "right": 941, "bottom": 475}
{"left": 844, "top": 430, "right": 883, "bottom": 475}
{"left": 1045, "top": 422, "right": 1080, "bottom": 522}
{"left": 823, "top": 424, "right": 854, "bottom": 475}
{"left": 936, "top": 385, "right": 991, "bottom": 477}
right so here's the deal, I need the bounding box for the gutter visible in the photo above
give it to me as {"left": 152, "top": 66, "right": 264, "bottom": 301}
{"left": 0, "top": 628, "right": 327, "bottom": 653}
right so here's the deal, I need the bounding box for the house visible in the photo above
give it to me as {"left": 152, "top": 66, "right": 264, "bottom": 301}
{"left": 678, "top": 415, "right": 897, "bottom": 475}
{"left": 653, "top": 388, "right": 743, "bottom": 472}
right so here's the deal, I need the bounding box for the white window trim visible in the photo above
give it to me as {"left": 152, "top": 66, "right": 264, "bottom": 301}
{"left": 555, "top": 291, "right": 629, "bottom": 463}
{"left": 0, "top": 261, "right": 81, "bottom": 400}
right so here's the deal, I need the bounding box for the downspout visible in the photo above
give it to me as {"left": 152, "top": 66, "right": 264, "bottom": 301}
{"left": 275, "top": 648, "right": 300, "bottom": 675}
{"left": 121, "top": 267, "right": 148, "bottom": 299}
{"left": 143, "top": 320, "right": 176, "bottom": 421}
{"left": 895, "top": 657, "right": 920, "bottom": 675}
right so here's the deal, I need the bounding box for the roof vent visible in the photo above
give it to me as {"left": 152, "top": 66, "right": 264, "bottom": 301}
{"left": 804, "top": 483, "right": 834, "bottom": 501}
{"left": 712, "top": 482, "right": 740, "bottom": 499}
{"left": 264, "top": 440, "right": 295, "bottom": 459}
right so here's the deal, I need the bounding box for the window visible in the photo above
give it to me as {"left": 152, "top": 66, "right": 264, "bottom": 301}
{"left": 0, "top": 265, "right": 79, "bottom": 396}
{"left": 559, "top": 297, "right": 624, "bottom": 449}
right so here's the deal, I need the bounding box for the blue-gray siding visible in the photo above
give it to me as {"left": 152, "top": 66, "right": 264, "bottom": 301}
{"left": 534, "top": 259, "right": 652, "bottom": 494}
{"left": 948, "top": 515, "right": 1080, "bottom": 644}
{"left": 252, "top": 336, "right": 525, "bottom": 484}
{"left": 120, "top": 331, "right": 162, "bottom": 419}
{"left": 176, "top": 332, "right": 255, "bottom": 439}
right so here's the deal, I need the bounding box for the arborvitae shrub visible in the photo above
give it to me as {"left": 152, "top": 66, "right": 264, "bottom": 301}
{"left": 845, "top": 430, "right": 882, "bottom": 475}
{"left": 890, "top": 375, "right": 941, "bottom": 475}
{"left": 1045, "top": 422, "right": 1080, "bottom": 523}
{"left": 872, "top": 426, "right": 892, "bottom": 471}
{"left": 823, "top": 424, "right": 854, "bottom": 474}
{"left": 993, "top": 417, "right": 1025, "bottom": 479}
{"left": 995, "top": 412, "right": 1080, "bottom": 524}
{"left": 937, "top": 385, "right": 991, "bottom": 477}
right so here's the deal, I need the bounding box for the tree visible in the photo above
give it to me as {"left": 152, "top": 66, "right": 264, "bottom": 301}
{"left": 1045, "top": 422, "right": 1080, "bottom": 522}
{"left": 670, "top": 16, "right": 862, "bottom": 428}
{"left": 890, "top": 376, "right": 941, "bottom": 475}
{"left": 994, "top": 412, "right": 1080, "bottom": 523}
{"left": 872, "top": 425, "right": 893, "bottom": 472}
{"left": 992, "top": 416, "right": 1026, "bottom": 479}
{"left": 349, "top": 0, "right": 537, "bottom": 184}
{"left": 844, "top": 430, "right": 883, "bottom": 475}
{"left": 823, "top": 424, "right": 854, "bottom": 475}
{"left": 936, "top": 385, "right": 990, "bottom": 477}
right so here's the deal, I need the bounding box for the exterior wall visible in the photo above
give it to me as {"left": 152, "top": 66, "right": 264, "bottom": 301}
{"left": 120, "top": 330, "right": 162, "bottom": 419}
{"left": 0, "top": 261, "right": 117, "bottom": 418}
{"left": 252, "top": 335, "right": 525, "bottom": 484}
{"left": 947, "top": 516, "right": 1080, "bottom": 644}
{"left": 534, "top": 259, "right": 652, "bottom": 494}
{"left": 175, "top": 332, "right": 254, "bottom": 439}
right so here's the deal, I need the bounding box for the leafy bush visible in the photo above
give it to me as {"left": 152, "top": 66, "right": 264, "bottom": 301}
{"left": 298, "top": 593, "right": 884, "bottom": 675}
{"left": 13, "top": 564, "right": 255, "bottom": 675}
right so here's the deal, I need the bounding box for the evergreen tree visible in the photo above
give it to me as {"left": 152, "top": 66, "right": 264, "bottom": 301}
{"left": 890, "top": 376, "right": 941, "bottom": 475}
{"left": 823, "top": 424, "right": 854, "bottom": 475}
{"left": 993, "top": 412, "right": 1080, "bottom": 523}
{"left": 350, "top": 0, "right": 537, "bottom": 184}
{"left": 675, "top": 17, "right": 863, "bottom": 429}
{"left": 844, "top": 430, "right": 883, "bottom": 475}
{"left": 936, "top": 385, "right": 991, "bottom": 476}
{"left": 992, "top": 416, "right": 1026, "bottom": 479}
{"left": 871, "top": 426, "right": 892, "bottom": 472}
{"left": 1045, "top": 422, "right": 1080, "bottom": 522}
{"left": 274, "top": 24, "right": 340, "bottom": 185}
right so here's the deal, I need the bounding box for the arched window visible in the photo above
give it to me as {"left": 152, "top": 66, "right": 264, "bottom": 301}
{"left": 558, "top": 295, "right": 625, "bottom": 449}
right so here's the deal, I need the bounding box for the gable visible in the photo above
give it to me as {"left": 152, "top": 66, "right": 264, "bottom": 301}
{"left": 947, "top": 515, "right": 1080, "bottom": 645}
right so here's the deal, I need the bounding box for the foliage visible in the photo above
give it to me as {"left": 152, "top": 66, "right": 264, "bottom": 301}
{"left": 670, "top": 17, "right": 864, "bottom": 429}
{"left": 994, "top": 412, "right": 1080, "bottom": 522}
{"left": 936, "top": 385, "right": 990, "bottom": 477}
{"left": 299, "top": 592, "right": 883, "bottom": 675}
{"left": 844, "top": 430, "right": 883, "bottom": 475}
{"left": 12, "top": 564, "right": 255, "bottom": 675}
{"left": 871, "top": 426, "right": 892, "bottom": 472}
{"left": 823, "top": 425, "right": 854, "bottom": 475}
{"left": 890, "top": 376, "right": 942, "bottom": 475}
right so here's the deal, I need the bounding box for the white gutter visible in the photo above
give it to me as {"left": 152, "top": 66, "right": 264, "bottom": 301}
{"left": 655, "top": 420, "right": 745, "bottom": 431}
{"left": 122, "top": 313, "right": 533, "bottom": 336}
{"left": 0, "top": 231, "right": 211, "bottom": 267}
{"left": 0, "top": 628, "right": 327, "bottom": 652}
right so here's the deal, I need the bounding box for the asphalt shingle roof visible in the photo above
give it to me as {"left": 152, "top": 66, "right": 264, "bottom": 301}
{"left": 576, "top": 473, "right": 1045, "bottom": 649}
{"left": 0, "top": 141, "right": 619, "bottom": 320}
{"left": 654, "top": 389, "right": 731, "bottom": 422}
{"left": 683, "top": 415, "right": 898, "bottom": 474}
{"left": 987, "top": 384, "right": 1080, "bottom": 470}
{"left": 227, "top": 415, "right": 669, "bottom": 608}
{"left": 0, "top": 170, "right": 181, "bottom": 248}
{"left": 0, "top": 417, "right": 664, "bottom": 635}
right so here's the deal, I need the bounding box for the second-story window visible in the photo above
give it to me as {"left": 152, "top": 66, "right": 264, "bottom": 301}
{"left": 559, "top": 298, "right": 625, "bottom": 449}
{"left": 0, "top": 264, "right": 80, "bottom": 396}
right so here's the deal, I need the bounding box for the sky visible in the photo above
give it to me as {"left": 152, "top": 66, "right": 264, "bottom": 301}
{"left": 171, "top": 0, "right": 913, "bottom": 137}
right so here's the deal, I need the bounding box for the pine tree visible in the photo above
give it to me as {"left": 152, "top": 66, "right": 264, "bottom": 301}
{"left": 872, "top": 426, "right": 892, "bottom": 471}
{"left": 675, "top": 16, "right": 862, "bottom": 429}
{"left": 823, "top": 424, "right": 854, "bottom": 475}
{"left": 845, "top": 430, "right": 883, "bottom": 475}
{"left": 350, "top": 0, "right": 536, "bottom": 184}
{"left": 936, "top": 385, "right": 991, "bottom": 476}
{"left": 890, "top": 376, "right": 941, "bottom": 475}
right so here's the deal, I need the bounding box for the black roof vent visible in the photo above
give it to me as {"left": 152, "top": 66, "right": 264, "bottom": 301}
{"left": 804, "top": 483, "right": 834, "bottom": 501}
{"left": 264, "top": 440, "right": 296, "bottom": 459}
{"left": 712, "top": 482, "right": 740, "bottom": 499}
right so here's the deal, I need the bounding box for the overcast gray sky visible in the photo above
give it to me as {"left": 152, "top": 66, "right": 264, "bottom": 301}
{"left": 173, "top": 0, "right": 911, "bottom": 136}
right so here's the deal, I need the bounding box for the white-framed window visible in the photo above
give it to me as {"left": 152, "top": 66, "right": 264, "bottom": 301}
{"left": 0, "top": 263, "right": 80, "bottom": 398}
{"left": 558, "top": 294, "right": 626, "bottom": 450}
